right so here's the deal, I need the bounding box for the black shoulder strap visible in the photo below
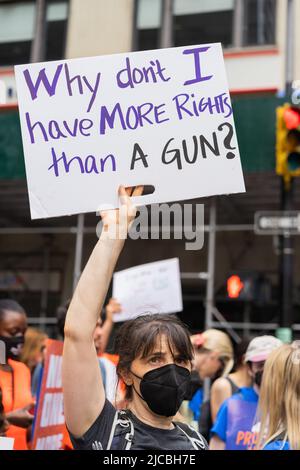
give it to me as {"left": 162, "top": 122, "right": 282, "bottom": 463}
{"left": 225, "top": 377, "right": 240, "bottom": 395}
{"left": 174, "top": 422, "right": 208, "bottom": 450}
{"left": 106, "top": 410, "right": 134, "bottom": 450}
{"left": 105, "top": 412, "right": 207, "bottom": 451}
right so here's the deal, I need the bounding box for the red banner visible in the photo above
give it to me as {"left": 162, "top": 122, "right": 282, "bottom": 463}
{"left": 31, "top": 339, "right": 72, "bottom": 450}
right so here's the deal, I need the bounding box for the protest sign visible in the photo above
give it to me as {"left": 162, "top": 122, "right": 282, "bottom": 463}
{"left": 112, "top": 258, "right": 183, "bottom": 322}
{"left": 31, "top": 340, "right": 122, "bottom": 449}
{"left": 226, "top": 399, "right": 259, "bottom": 450}
{"left": 0, "top": 437, "right": 14, "bottom": 450}
{"left": 31, "top": 339, "right": 72, "bottom": 450}
{"left": 15, "top": 43, "right": 245, "bottom": 219}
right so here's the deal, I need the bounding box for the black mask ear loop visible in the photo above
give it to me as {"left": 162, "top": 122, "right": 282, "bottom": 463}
{"left": 130, "top": 370, "right": 145, "bottom": 402}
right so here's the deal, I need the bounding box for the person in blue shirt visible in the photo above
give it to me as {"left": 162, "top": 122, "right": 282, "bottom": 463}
{"left": 189, "top": 388, "right": 203, "bottom": 422}
{"left": 263, "top": 440, "right": 290, "bottom": 450}
{"left": 209, "top": 335, "right": 282, "bottom": 450}
{"left": 257, "top": 342, "right": 300, "bottom": 451}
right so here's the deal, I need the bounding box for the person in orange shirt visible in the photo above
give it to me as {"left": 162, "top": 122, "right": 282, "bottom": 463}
{"left": 0, "top": 299, "right": 34, "bottom": 450}
{"left": 0, "top": 388, "right": 9, "bottom": 436}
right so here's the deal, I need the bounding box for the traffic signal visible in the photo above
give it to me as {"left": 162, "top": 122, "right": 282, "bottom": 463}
{"left": 227, "top": 275, "right": 245, "bottom": 299}
{"left": 226, "top": 272, "right": 271, "bottom": 304}
{"left": 276, "top": 104, "right": 300, "bottom": 186}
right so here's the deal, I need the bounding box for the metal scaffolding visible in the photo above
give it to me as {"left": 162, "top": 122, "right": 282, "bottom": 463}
{"left": 1, "top": 203, "right": 299, "bottom": 337}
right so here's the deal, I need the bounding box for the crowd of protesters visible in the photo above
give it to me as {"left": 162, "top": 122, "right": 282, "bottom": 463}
{"left": 1, "top": 187, "right": 300, "bottom": 450}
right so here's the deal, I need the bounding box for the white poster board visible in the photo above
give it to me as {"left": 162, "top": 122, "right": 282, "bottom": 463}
{"left": 112, "top": 258, "right": 183, "bottom": 322}
{"left": 15, "top": 43, "right": 245, "bottom": 219}
{"left": 0, "top": 437, "right": 14, "bottom": 450}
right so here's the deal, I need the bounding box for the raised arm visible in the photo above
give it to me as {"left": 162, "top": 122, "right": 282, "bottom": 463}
{"left": 62, "top": 186, "right": 142, "bottom": 437}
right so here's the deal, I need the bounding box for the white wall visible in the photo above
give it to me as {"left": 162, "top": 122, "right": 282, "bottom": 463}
{"left": 224, "top": 51, "right": 282, "bottom": 93}
{"left": 294, "top": 0, "right": 300, "bottom": 87}
{"left": 65, "top": 0, "right": 134, "bottom": 59}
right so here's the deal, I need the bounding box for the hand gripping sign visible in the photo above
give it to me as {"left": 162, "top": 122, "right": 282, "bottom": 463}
{"left": 15, "top": 43, "right": 245, "bottom": 219}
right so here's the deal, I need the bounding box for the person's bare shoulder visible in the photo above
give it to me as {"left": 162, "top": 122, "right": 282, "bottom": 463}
{"left": 211, "top": 377, "right": 231, "bottom": 395}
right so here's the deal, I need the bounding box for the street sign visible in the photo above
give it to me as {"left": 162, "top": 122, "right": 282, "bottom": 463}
{"left": 254, "top": 211, "right": 300, "bottom": 235}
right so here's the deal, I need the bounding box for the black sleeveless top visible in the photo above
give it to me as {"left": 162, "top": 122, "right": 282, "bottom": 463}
{"left": 198, "top": 377, "right": 240, "bottom": 442}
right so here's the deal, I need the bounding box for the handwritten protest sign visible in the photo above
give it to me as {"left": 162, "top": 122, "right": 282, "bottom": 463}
{"left": 112, "top": 258, "right": 183, "bottom": 322}
{"left": 31, "top": 339, "right": 72, "bottom": 450}
{"left": 15, "top": 43, "right": 245, "bottom": 219}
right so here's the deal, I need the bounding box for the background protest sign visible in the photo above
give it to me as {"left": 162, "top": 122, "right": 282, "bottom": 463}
{"left": 31, "top": 339, "right": 72, "bottom": 450}
{"left": 112, "top": 258, "right": 183, "bottom": 322}
{"left": 15, "top": 43, "right": 245, "bottom": 219}
{"left": 0, "top": 437, "right": 14, "bottom": 450}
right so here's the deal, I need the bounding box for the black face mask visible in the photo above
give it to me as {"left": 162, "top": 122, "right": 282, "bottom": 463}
{"left": 254, "top": 370, "right": 263, "bottom": 388}
{"left": 131, "top": 364, "right": 191, "bottom": 417}
{"left": 0, "top": 335, "right": 24, "bottom": 362}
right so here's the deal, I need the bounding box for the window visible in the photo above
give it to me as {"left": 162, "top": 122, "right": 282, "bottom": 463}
{"left": 136, "top": 0, "right": 161, "bottom": 51}
{"left": 242, "top": 0, "right": 277, "bottom": 46}
{"left": 0, "top": 2, "right": 34, "bottom": 65}
{"left": 174, "top": 0, "right": 234, "bottom": 47}
{"left": 135, "top": 0, "right": 277, "bottom": 51}
{"left": 0, "top": 1, "right": 69, "bottom": 66}
{"left": 135, "top": 0, "right": 235, "bottom": 50}
{"left": 45, "top": 1, "right": 69, "bottom": 61}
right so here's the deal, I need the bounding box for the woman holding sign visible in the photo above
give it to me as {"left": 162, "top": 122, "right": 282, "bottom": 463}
{"left": 62, "top": 186, "right": 207, "bottom": 450}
